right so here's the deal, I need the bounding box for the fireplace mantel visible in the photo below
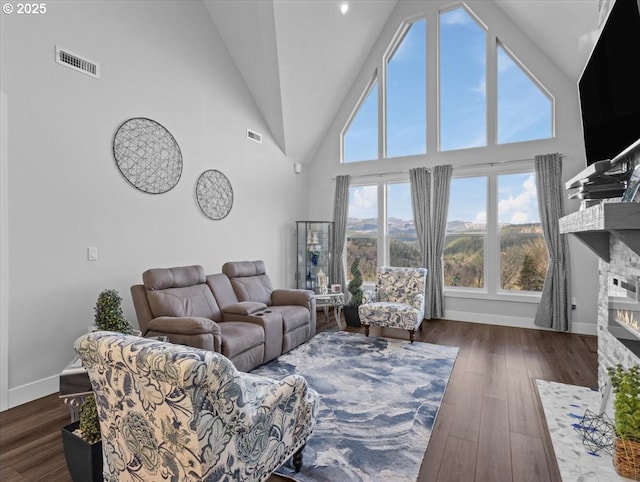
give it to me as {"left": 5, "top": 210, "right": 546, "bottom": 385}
{"left": 559, "top": 203, "right": 640, "bottom": 261}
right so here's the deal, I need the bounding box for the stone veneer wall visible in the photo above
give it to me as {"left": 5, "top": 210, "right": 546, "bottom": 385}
{"left": 597, "top": 238, "right": 640, "bottom": 390}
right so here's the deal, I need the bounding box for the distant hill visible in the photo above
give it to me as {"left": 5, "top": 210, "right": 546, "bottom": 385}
{"left": 348, "top": 217, "right": 487, "bottom": 235}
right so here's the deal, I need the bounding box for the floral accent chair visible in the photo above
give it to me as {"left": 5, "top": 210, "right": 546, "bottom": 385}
{"left": 75, "top": 331, "right": 318, "bottom": 482}
{"left": 358, "top": 266, "right": 428, "bottom": 342}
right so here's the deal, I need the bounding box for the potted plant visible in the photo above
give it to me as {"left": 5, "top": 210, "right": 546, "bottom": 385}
{"left": 94, "top": 288, "right": 134, "bottom": 334}
{"left": 607, "top": 364, "right": 640, "bottom": 480}
{"left": 61, "top": 395, "right": 103, "bottom": 482}
{"left": 344, "top": 257, "right": 363, "bottom": 327}
{"left": 62, "top": 289, "right": 137, "bottom": 481}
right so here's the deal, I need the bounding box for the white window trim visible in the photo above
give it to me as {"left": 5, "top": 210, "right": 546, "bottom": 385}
{"left": 443, "top": 163, "right": 543, "bottom": 300}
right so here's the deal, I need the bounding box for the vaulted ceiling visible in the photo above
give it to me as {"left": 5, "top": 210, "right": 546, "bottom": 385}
{"left": 203, "top": 0, "right": 600, "bottom": 164}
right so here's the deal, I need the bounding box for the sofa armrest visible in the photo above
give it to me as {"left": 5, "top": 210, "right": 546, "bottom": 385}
{"left": 223, "top": 301, "right": 267, "bottom": 316}
{"left": 148, "top": 316, "right": 221, "bottom": 335}
{"left": 271, "top": 289, "right": 314, "bottom": 307}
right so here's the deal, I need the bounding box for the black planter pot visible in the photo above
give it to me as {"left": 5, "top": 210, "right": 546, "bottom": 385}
{"left": 343, "top": 305, "right": 361, "bottom": 327}
{"left": 61, "top": 421, "right": 103, "bottom": 482}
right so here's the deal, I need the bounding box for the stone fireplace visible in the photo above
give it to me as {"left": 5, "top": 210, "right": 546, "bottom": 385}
{"left": 597, "top": 238, "right": 640, "bottom": 389}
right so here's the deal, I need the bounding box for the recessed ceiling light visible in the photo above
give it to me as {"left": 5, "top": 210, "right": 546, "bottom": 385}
{"left": 340, "top": 2, "right": 349, "bottom": 15}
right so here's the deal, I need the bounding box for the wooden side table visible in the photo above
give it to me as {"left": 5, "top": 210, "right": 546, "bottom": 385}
{"left": 315, "top": 292, "right": 345, "bottom": 329}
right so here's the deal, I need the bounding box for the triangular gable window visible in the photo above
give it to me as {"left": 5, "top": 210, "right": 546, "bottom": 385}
{"left": 343, "top": 77, "right": 378, "bottom": 163}
{"left": 497, "top": 43, "right": 553, "bottom": 144}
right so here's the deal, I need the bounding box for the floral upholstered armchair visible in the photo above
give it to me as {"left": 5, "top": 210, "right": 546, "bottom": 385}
{"left": 75, "top": 331, "right": 318, "bottom": 482}
{"left": 358, "top": 266, "right": 428, "bottom": 342}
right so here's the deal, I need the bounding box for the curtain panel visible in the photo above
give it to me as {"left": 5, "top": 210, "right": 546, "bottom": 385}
{"left": 428, "top": 165, "right": 453, "bottom": 319}
{"left": 534, "top": 153, "right": 571, "bottom": 332}
{"left": 330, "top": 175, "right": 351, "bottom": 293}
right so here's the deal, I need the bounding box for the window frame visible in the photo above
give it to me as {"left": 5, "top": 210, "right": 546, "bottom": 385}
{"left": 443, "top": 164, "right": 545, "bottom": 303}
{"left": 495, "top": 40, "right": 555, "bottom": 145}
{"left": 341, "top": 71, "right": 379, "bottom": 164}
{"left": 346, "top": 175, "right": 414, "bottom": 287}
{"left": 383, "top": 16, "right": 427, "bottom": 159}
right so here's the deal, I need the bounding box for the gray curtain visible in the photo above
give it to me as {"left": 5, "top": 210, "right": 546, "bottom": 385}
{"left": 428, "top": 165, "right": 453, "bottom": 319}
{"left": 534, "top": 153, "right": 571, "bottom": 331}
{"left": 330, "top": 175, "right": 351, "bottom": 292}
{"left": 410, "top": 168, "right": 431, "bottom": 269}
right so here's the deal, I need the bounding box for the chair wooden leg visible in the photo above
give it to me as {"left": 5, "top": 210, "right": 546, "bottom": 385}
{"left": 409, "top": 329, "right": 415, "bottom": 343}
{"left": 364, "top": 324, "right": 370, "bottom": 337}
{"left": 293, "top": 445, "right": 305, "bottom": 472}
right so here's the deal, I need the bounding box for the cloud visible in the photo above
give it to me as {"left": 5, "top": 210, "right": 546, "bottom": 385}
{"left": 349, "top": 186, "right": 377, "bottom": 218}
{"left": 498, "top": 174, "right": 539, "bottom": 224}
{"left": 475, "top": 211, "right": 486, "bottom": 224}
{"left": 441, "top": 8, "right": 471, "bottom": 26}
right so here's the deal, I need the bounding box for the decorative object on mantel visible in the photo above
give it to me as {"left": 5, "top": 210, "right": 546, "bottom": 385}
{"left": 607, "top": 364, "right": 640, "bottom": 480}
{"left": 113, "top": 117, "right": 182, "bottom": 194}
{"left": 573, "top": 409, "right": 614, "bottom": 455}
{"left": 195, "top": 169, "right": 233, "bottom": 220}
{"left": 572, "top": 381, "right": 614, "bottom": 455}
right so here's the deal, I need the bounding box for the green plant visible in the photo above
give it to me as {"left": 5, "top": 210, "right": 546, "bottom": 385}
{"left": 94, "top": 289, "right": 132, "bottom": 334}
{"left": 607, "top": 364, "right": 640, "bottom": 442}
{"left": 79, "top": 394, "right": 100, "bottom": 443}
{"left": 347, "top": 257, "right": 363, "bottom": 307}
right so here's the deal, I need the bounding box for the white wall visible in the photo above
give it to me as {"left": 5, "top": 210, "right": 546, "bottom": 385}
{"left": 306, "top": 0, "right": 599, "bottom": 335}
{"left": 0, "top": 0, "right": 301, "bottom": 408}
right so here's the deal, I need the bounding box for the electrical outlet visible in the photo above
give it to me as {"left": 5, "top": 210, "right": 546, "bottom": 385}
{"left": 88, "top": 247, "right": 98, "bottom": 261}
{"left": 571, "top": 297, "right": 577, "bottom": 310}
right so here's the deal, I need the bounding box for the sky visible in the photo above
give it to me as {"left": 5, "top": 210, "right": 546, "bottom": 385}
{"left": 345, "top": 5, "right": 550, "bottom": 227}
{"left": 350, "top": 172, "right": 541, "bottom": 226}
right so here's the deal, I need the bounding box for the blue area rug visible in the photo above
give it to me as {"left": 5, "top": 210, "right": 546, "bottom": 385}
{"left": 250, "top": 331, "right": 458, "bottom": 481}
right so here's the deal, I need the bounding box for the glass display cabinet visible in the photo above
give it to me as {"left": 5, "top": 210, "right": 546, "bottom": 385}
{"left": 296, "top": 221, "right": 333, "bottom": 294}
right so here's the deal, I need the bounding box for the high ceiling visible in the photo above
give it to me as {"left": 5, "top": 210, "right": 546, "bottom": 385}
{"left": 203, "top": 0, "right": 600, "bottom": 164}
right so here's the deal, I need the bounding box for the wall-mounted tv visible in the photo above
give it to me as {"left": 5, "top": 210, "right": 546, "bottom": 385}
{"left": 579, "top": 0, "right": 640, "bottom": 165}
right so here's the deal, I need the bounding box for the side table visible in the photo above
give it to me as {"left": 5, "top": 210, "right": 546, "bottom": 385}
{"left": 59, "top": 355, "right": 92, "bottom": 421}
{"left": 315, "top": 292, "right": 345, "bottom": 329}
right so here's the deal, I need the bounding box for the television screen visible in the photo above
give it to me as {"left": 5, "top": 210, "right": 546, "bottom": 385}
{"left": 579, "top": 0, "right": 640, "bottom": 165}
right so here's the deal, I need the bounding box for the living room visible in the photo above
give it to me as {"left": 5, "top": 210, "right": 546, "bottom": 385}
{"left": 1, "top": 0, "right": 639, "bottom": 481}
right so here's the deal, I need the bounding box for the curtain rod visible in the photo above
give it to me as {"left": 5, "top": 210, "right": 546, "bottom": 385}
{"left": 331, "top": 154, "right": 567, "bottom": 180}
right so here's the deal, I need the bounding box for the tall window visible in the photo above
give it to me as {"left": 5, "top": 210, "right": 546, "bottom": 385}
{"left": 445, "top": 170, "right": 548, "bottom": 294}
{"left": 343, "top": 78, "right": 378, "bottom": 163}
{"left": 387, "top": 183, "right": 420, "bottom": 267}
{"left": 444, "top": 177, "right": 487, "bottom": 288}
{"left": 439, "top": 6, "right": 487, "bottom": 151}
{"left": 498, "top": 173, "right": 547, "bottom": 291}
{"left": 385, "top": 19, "right": 426, "bottom": 158}
{"left": 497, "top": 44, "right": 553, "bottom": 144}
{"left": 347, "top": 185, "right": 378, "bottom": 281}
{"left": 346, "top": 181, "right": 419, "bottom": 282}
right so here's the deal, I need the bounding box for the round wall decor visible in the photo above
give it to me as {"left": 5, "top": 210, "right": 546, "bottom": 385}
{"left": 113, "top": 117, "right": 182, "bottom": 194}
{"left": 196, "top": 170, "right": 233, "bottom": 220}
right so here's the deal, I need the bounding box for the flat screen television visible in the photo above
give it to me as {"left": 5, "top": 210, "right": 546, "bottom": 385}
{"left": 578, "top": 0, "right": 640, "bottom": 165}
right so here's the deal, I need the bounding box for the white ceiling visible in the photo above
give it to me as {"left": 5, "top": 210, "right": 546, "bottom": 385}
{"left": 203, "top": 0, "right": 600, "bottom": 164}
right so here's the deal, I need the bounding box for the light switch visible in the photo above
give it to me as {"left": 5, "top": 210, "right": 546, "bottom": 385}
{"left": 88, "top": 247, "right": 98, "bottom": 261}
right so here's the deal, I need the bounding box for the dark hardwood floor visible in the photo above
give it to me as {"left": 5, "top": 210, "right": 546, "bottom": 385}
{"left": 0, "top": 317, "right": 598, "bottom": 481}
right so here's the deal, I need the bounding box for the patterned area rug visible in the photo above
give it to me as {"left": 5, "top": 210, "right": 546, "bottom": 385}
{"left": 251, "top": 331, "right": 458, "bottom": 482}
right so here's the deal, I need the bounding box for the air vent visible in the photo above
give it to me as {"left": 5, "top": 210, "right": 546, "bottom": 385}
{"left": 247, "top": 129, "right": 262, "bottom": 144}
{"left": 55, "top": 46, "right": 100, "bottom": 79}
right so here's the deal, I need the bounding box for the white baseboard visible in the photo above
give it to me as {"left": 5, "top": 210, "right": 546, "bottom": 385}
{"left": 7, "top": 374, "right": 59, "bottom": 410}
{"left": 443, "top": 310, "right": 597, "bottom": 336}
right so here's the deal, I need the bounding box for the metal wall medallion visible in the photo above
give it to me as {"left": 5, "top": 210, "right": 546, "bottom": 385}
{"left": 196, "top": 170, "right": 234, "bottom": 220}
{"left": 113, "top": 117, "right": 182, "bottom": 194}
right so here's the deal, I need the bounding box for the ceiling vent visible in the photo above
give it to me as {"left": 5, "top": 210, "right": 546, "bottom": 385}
{"left": 247, "top": 129, "right": 262, "bottom": 144}
{"left": 55, "top": 46, "right": 100, "bottom": 79}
